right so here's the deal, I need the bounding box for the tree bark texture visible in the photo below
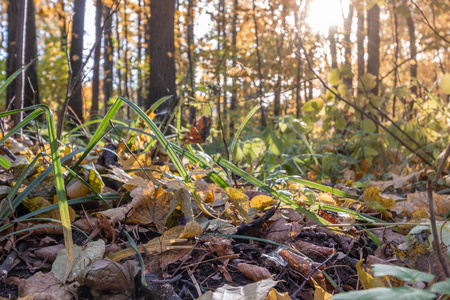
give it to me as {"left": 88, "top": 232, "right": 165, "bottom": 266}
{"left": 69, "top": 0, "right": 86, "bottom": 122}
{"left": 103, "top": 1, "right": 114, "bottom": 113}
{"left": 356, "top": 2, "right": 365, "bottom": 83}
{"left": 367, "top": 4, "right": 380, "bottom": 96}
{"left": 146, "top": 0, "right": 176, "bottom": 112}
{"left": 7, "top": 0, "right": 40, "bottom": 113}
{"left": 328, "top": 25, "right": 338, "bottom": 70}
{"left": 91, "top": 0, "right": 103, "bottom": 117}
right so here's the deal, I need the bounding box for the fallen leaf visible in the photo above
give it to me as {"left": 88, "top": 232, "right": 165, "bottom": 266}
{"left": 52, "top": 239, "right": 105, "bottom": 283}
{"left": 238, "top": 263, "right": 272, "bottom": 282}
{"left": 17, "top": 271, "right": 78, "bottom": 300}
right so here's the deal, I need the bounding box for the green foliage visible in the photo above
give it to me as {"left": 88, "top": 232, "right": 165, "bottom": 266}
{"left": 333, "top": 265, "right": 450, "bottom": 300}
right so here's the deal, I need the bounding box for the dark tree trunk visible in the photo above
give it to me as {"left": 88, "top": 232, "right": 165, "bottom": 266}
{"left": 392, "top": 3, "right": 399, "bottom": 118}
{"left": 251, "top": 0, "right": 267, "bottom": 128}
{"left": 103, "top": 1, "right": 114, "bottom": 114}
{"left": 146, "top": 0, "right": 176, "bottom": 113}
{"left": 187, "top": 0, "right": 196, "bottom": 123}
{"left": 7, "top": 0, "right": 40, "bottom": 118}
{"left": 137, "top": 0, "right": 144, "bottom": 107}
{"left": 115, "top": 12, "right": 122, "bottom": 97}
{"left": 69, "top": 0, "right": 86, "bottom": 122}
{"left": 91, "top": 0, "right": 103, "bottom": 118}
{"left": 367, "top": 4, "right": 380, "bottom": 96}
{"left": 406, "top": 4, "right": 417, "bottom": 96}
{"left": 356, "top": 2, "right": 365, "bottom": 84}
{"left": 229, "top": 0, "right": 238, "bottom": 131}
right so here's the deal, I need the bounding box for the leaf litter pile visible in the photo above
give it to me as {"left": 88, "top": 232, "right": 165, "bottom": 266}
{"left": 0, "top": 124, "right": 450, "bottom": 300}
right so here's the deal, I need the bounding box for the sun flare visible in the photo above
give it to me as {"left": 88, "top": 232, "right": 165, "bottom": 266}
{"left": 306, "top": 0, "right": 347, "bottom": 34}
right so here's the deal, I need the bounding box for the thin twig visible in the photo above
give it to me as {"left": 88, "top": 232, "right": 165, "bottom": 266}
{"left": 411, "top": 1, "right": 450, "bottom": 44}
{"left": 291, "top": 252, "right": 338, "bottom": 299}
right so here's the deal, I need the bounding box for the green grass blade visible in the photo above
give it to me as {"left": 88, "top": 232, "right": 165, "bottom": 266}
{"left": 0, "top": 109, "right": 45, "bottom": 146}
{"left": 43, "top": 104, "right": 73, "bottom": 282}
{"left": 0, "top": 63, "right": 31, "bottom": 95}
{"left": 212, "top": 156, "right": 330, "bottom": 225}
{"left": 287, "top": 124, "right": 319, "bottom": 167}
{"left": 0, "top": 156, "right": 11, "bottom": 169}
{"left": 0, "top": 152, "right": 45, "bottom": 219}
{"left": 124, "top": 230, "right": 147, "bottom": 287}
{"left": 64, "top": 111, "right": 118, "bottom": 185}
{"left": 118, "top": 97, "right": 217, "bottom": 217}
{"left": 149, "top": 95, "right": 173, "bottom": 113}
{"left": 285, "top": 177, "right": 357, "bottom": 199}
{"left": 114, "top": 124, "right": 230, "bottom": 190}
{"left": 230, "top": 105, "right": 260, "bottom": 156}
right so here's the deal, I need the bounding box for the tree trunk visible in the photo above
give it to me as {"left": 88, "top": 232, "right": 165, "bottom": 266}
{"left": 367, "top": 4, "right": 380, "bottom": 96}
{"left": 229, "top": 0, "right": 238, "bottom": 131}
{"left": 251, "top": 0, "right": 267, "bottom": 128}
{"left": 7, "top": 0, "right": 40, "bottom": 120}
{"left": 356, "top": 2, "right": 365, "bottom": 85}
{"left": 187, "top": 0, "right": 196, "bottom": 123}
{"left": 406, "top": 3, "right": 417, "bottom": 96}
{"left": 392, "top": 3, "right": 399, "bottom": 118}
{"left": 103, "top": 1, "right": 114, "bottom": 114}
{"left": 137, "top": 0, "right": 144, "bottom": 107}
{"left": 328, "top": 25, "right": 338, "bottom": 70}
{"left": 91, "top": 0, "right": 103, "bottom": 118}
{"left": 69, "top": 0, "right": 86, "bottom": 122}
{"left": 146, "top": 0, "right": 176, "bottom": 113}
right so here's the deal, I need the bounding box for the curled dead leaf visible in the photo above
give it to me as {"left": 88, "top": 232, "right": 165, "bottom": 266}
{"left": 238, "top": 263, "right": 271, "bottom": 282}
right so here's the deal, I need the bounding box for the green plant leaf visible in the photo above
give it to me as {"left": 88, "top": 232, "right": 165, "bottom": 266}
{"left": 332, "top": 287, "right": 435, "bottom": 300}
{"left": 229, "top": 105, "right": 260, "bottom": 156}
{"left": 358, "top": 73, "right": 377, "bottom": 92}
{"left": 361, "top": 119, "right": 377, "bottom": 133}
{"left": 430, "top": 278, "right": 450, "bottom": 294}
{"left": 329, "top": 69, "right": 341, "bottom": 86}
{"left": 372, "top": 264, "right": 435, "bottom": 283}
{"left": 302, "top": 97, "right": 324, "bottom": 113}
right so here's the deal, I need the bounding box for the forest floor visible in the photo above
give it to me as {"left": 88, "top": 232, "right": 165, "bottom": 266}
{"left": 0, "top": 132, "right": 449, "bottom": 300}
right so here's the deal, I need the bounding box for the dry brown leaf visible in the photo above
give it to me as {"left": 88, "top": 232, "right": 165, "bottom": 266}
{"left": 127, "top": 185, "right": 173, "bottom": 232}
{"left": 368, "top": 171, "right": 422, "bottom": 192}
{"left": 278, "top": 249, "right": 330, "bottom": 292}
{"left": 17, "top": 271, "right": 78, "bottom": 300}
{"left": 294, "top": 240, "right": 335, "bottom": 258}
{"left": 66, "top": 180, "right": 89, "bottom": 199}
{"left": 265, "top": 218, "right": 303, "bottom": 243}
{"left": 403, "top": 191, "right": 450, "bottom": 217}
{"left": 238, "top": 263, "right": 271, "bottom": 282}
{"left": 76, "top": 258, "right": 135, "bottom": 298}
{"left": 207, "top": 236, "right": 234, "bottom": 266}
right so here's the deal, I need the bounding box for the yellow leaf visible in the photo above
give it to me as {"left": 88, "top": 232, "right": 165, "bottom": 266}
{"left": 312, "top": 279, "right": 333, "bottom": 300}
{"left": 356, "top": 259, "right": 385, "bottom": 289}
{"left": 89, "top": 169, "right": 104, "bottom": 194}
{"left": 225, "top": 187, "right": 249, "bottom": 223}
{"left": 363, "top": 187, "right": 396, "bottom": 210}
{"left": 250, "top": 195, "right": 276, "bottom": 210}
{"left": 264, "top": 288, "right": 292, "bottom": 299}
